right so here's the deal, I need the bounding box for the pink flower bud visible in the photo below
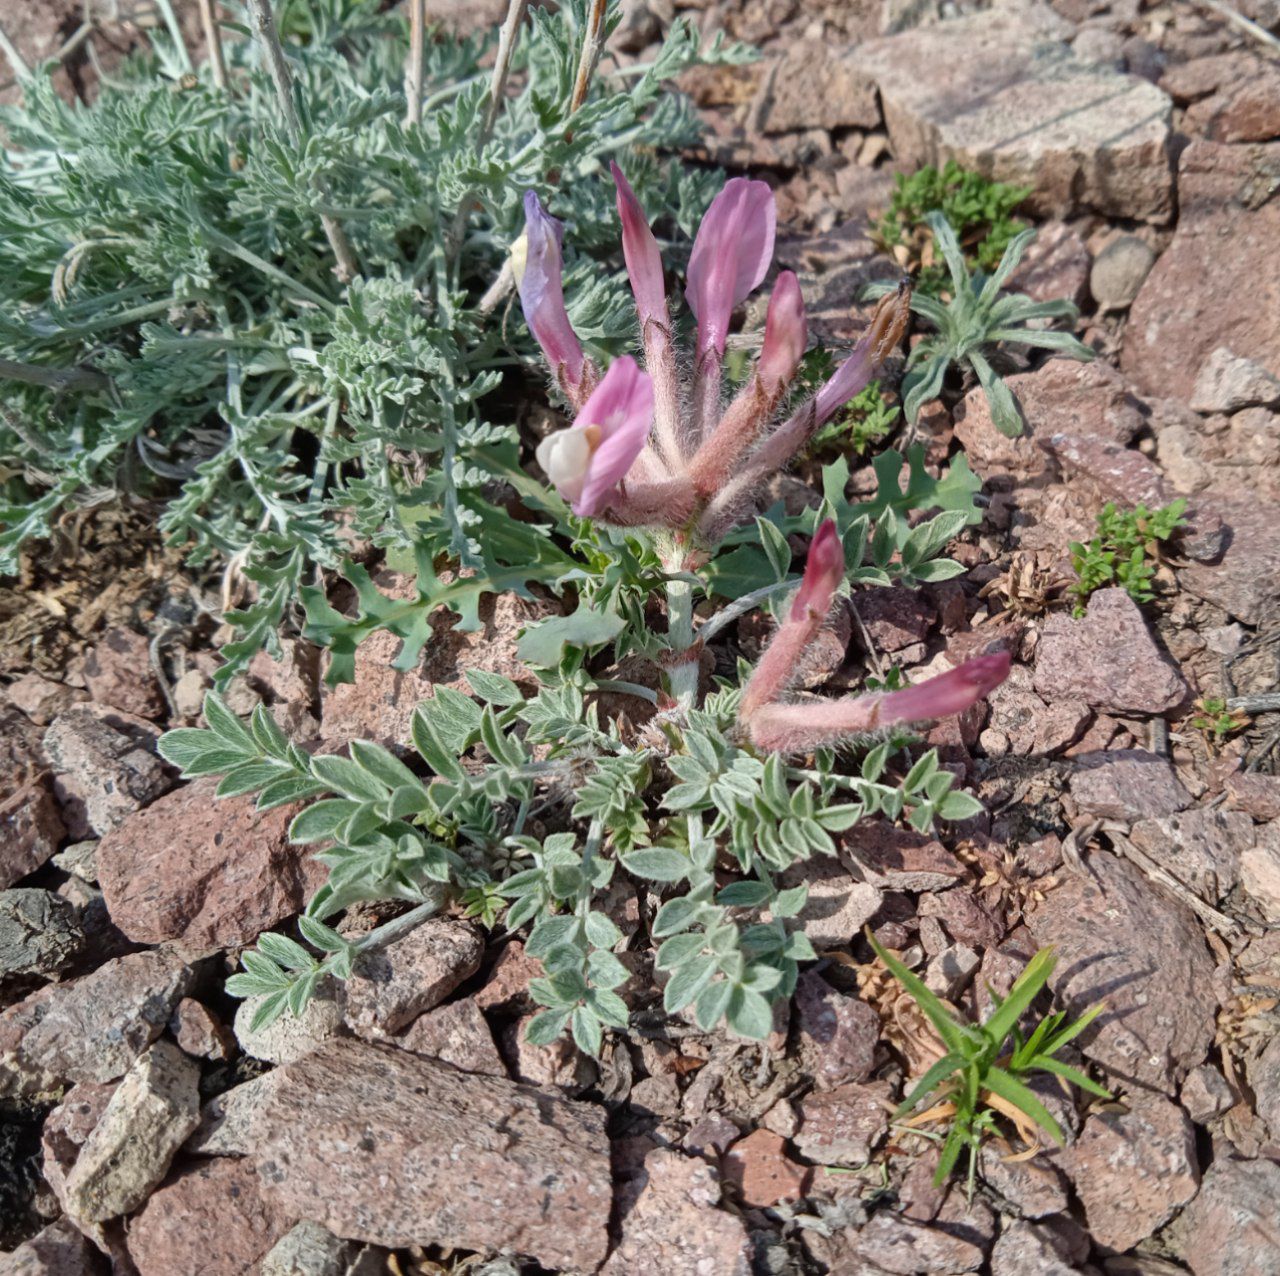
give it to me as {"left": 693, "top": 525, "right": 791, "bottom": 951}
{"left": 685, "top": 178, "right": 776, "bottom": 362}
{"left": 746, "top": 650, "right": 1013, "bottom": 753}
{"left": 813, "top": 283, "right": 911, "bottom": 425}
{"left": 611, "top": 162, "right": 667, "bottom": 328}
{"left": 790, "top": 519, "right": 844, "bottom": 622}
{"left": 516, "top": 191, "right": 586, "bottom": 399}
{"left": 536, "top": 356, "right": 654, "bottom": 517}
{"left": 758, "top": 271, "right": 807, "bottom": 394}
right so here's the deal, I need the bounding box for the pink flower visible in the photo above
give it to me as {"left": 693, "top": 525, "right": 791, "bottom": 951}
{"left": 739, "top": 520, "right": 845, "bottom": 720}
{"left": 746, "top": 651, "right": 1013, "bottom": 753}
{"left": 790, "top": 519, "right": 843, "bottom": 622}
{"left": 611, "top": 163, "right": 667, "bottom": 328}
{"left": 685, "top": 178, "right": 776, "bottom": 363}
{"left": 812, "top": 280, "right": 912, "bottom": 426}
{"left": 516, "top": 191, "right": 587, "bottom": 402}
{"left": 757, "top": 270, "right": 807, "bottom": 396}
{"left": 535, "top": 356, "right": 653, "bottom": 517}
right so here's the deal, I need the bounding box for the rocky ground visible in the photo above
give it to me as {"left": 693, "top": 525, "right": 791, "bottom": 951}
{"left": 3, "top": 0, "right": 1280, "bottom": 1273}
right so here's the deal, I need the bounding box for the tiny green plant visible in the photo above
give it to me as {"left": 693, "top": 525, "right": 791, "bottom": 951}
{"left": 1187, "top": 696, "right": 1249, "bottom": 746}
{"left": 870, "top": 935, "right": 1110, "bottom": 1193}
{"left": 867, "top": 211, "right": 1093, "bottom": 437}
{"left": 874, "top": 161, "right": 1031, "bottom": 298}
{"left": 809, "top": 380, "right": 900, "bottom": 457}
{"left": 1068, "top": 499, "right": 1187, "bottom": 615}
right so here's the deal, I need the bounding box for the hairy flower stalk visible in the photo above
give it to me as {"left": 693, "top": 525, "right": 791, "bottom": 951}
{"left": 739, "top": 521, "right": 1011, "bottom": 750}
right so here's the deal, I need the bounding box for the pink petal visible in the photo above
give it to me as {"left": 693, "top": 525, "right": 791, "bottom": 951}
{"left": 876, "top": 650, "right": 1012, "bottom": 723}
{"left": 758, "top": 270, "right": 807, "bottom": 394}
{"left": 611, "top": 162, "right": 667, "bottom": 327}
{"left": 790, "top": 519, "right": 844, "bottom": 621}
{"left": 518, "top": 191, "right": 585, "bottom": 393}
{"left": 572, "top": 356, "right": 654, "bottom": 516}
{"left": 685, "top": 178, "right": 776, "bottom": 360}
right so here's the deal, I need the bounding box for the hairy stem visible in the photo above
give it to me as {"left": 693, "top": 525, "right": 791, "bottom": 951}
{"left": 404, "top": 0, "right": 425, "bottom": 126}
{"left": 665, "top": 571, "right": 699, "bottom": 713}
{"left": 480, "top": 0, "right": 528, "bottom": 142}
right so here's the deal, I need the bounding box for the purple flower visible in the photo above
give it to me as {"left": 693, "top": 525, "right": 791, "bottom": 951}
{"left": 516, "top": 191, "right": 587, "bottom": 403}
{"left": 685, "top": 178, "right": 776, "bottom": 363}
{"left": 611, "top": 163, "right": 667, "bottom": 328}
{"left": 535, "top": 356, "right": 653, "bottom": 516}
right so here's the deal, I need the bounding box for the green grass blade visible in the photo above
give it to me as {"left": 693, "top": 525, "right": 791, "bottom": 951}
{"left": 894, "top": 1052, "right": 965, "bottom": 1119}
{"left": 1039, "top": 1000, "right": 1105, "bottom": 1055}
{"left": 869, "top": 932, "right": 972, "bottom": 1054}
{"left": 982, "top": 947, "right": 1056, "bottom": 1047}
{"left": 1030, "top": 1055, "right": 1112, "bottom": 1100}
{"left": 984, "top": 1065, "right": 1065, "bottom": 1146}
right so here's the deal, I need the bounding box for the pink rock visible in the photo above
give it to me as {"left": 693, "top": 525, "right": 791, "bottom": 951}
{"left": 0, "top": 776, "right": 66, "bottom": 889}
{"left": 0, "top": 948, "right": 200, "bottom": 1094}
{"left": 1058, "top": 1091, "right": 1198, "bottom": 1251}
{"left": 755, "top": 40, "right": 879, "bottom": 134}
{"left": 6, "top": 672, "right": 87, "bottom": 727}
{"left": 850, "top": 7, "right": 1172, "bottom": 221}
{"left": 1069, "top": 749, "right": 1192, "bottom": 821}
{"left": 127, "top": 1157, "right": 293, "bottom": 1276}
{"left": 169, "top": 998, "right": 236, "bottom": 1061}
{"left": 41, "top": 708, "right": 171, "bottom": 837}
{"left": 254, "top": 1038, "right": 611, "bottom": 1272}
{"left": 395, "top": 996, "right": 504, "bottom": 1076}
{"left": 1123, "top": 140, "right": 1280, "bottom": 401}
{"left": 853, "top": 587, "right": 936, "bottom": 654}
{"left": 1174, "top": 1157, "right": 1280, "bottom": 1276}
{"left": 1034, "top": 588, "right": 1188, "bottom": 714}
{"left": 2, "top": 1218, "right": 105, "bottom": 1275}
{"left": 1178, "top": 495, "right": 1280, "bottom": 625}
{"left": 855, "top": 1199, "right": 991, "bottom": 1274}
{"left": 722, "top": 1129, "right": 811, "bottom": 1208}
{"left": 343, "top": 919, "right": 483, "bottom": 1039}
{"left": 1226, "top": 771, "right": 1280, "bottom": 821}
{"left": 793, "top": 1080, "right": 892, "bottom": 1165}
{"left": 600, "top": 1148, "right": 752, "bottom": 1275}
{"left": 954, "top": 359, "right": 1145, "bottom": 481}
{"left": 82, "top": 627, "right": 165, "bottom": 720}
{"left": 1129, "top": 807, "right": 1252, "bottom": 903}
{"left": 842, "top": 824, "right": 966, "bottom": 891}
{"left": 473, "top": 940, "right": 540, "bottom": 1011}
{"left": 1028, "top": 852, "right": 1217, "bottom": 1092}
{"left": 97, "top": 778, "right": 323, "bottom": 948}
{"left": 1008, "top": 220, "right": 1091, "bottom": 305}
{"left": 319, "top": 572, "right": 553, "bottom": 750}
{"left": 794, "top": 970, "right": 880, "bottom": 1091}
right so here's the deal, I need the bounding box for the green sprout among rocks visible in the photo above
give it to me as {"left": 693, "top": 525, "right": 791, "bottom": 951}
{"left": 870, "top": 934, "right": 1110, "bottom": 1193}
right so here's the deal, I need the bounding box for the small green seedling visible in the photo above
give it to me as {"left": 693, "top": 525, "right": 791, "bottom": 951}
{"left": 870, "top": 934, "right": 1110, "bottom": 1193}
{"left": 875, "top": 161, "right": 1031, "bottom": 298}
{"left": 1068, "top": 499, "right": 1187, "bottom": 615}
{"left": 1187, "top": 697, "right": 1249, "bottom": 746}
{"left": 867, "top": 212, "right": 1094, "bottom": 437}
{"left": 810, "top": 380, "right": 901, "bottom": 457}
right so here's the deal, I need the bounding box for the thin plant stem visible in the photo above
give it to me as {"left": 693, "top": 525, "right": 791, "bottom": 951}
{"left": 593, "top": 678, "right": 660, "bottom": 706}
{"left": 245, "top": 0, "right": 360, "bottom": 282}
{"left": 568, "top": 0, "right": 609, "bottom": 118}
{"left": 153, "top": 0, "right": 195, "bottom": 73}
{"left": 1193, "top": 0, "right": 1280, "bottom": 54}
{"left": 0, "top": 20, "right": 32, "bottom": 79}
{"left": 697, "top": 577, "right": 795, "bottom": 645}
{"left": 197, "top": 0, "right": 229, "bottom": 91}
{"left": 0, "top": 357, "right": 111, "bottom": 394}
{"left": 404, "top": 0, "right": 425, "bottom": 126}
{"left": 480, "top": 0, "right": 528, "bottom": 143}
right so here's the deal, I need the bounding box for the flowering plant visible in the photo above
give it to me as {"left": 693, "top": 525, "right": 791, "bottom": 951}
{"left": 162, "top": 166, "right": 1013, "bottom": 1053}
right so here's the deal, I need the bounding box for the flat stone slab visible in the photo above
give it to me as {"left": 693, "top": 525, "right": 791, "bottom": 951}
{"left": 850, "top": 5, "right": 1173, "bottom": 221}
{"left": 254, "top": 1038, "right": 611, "bottom": 1272}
